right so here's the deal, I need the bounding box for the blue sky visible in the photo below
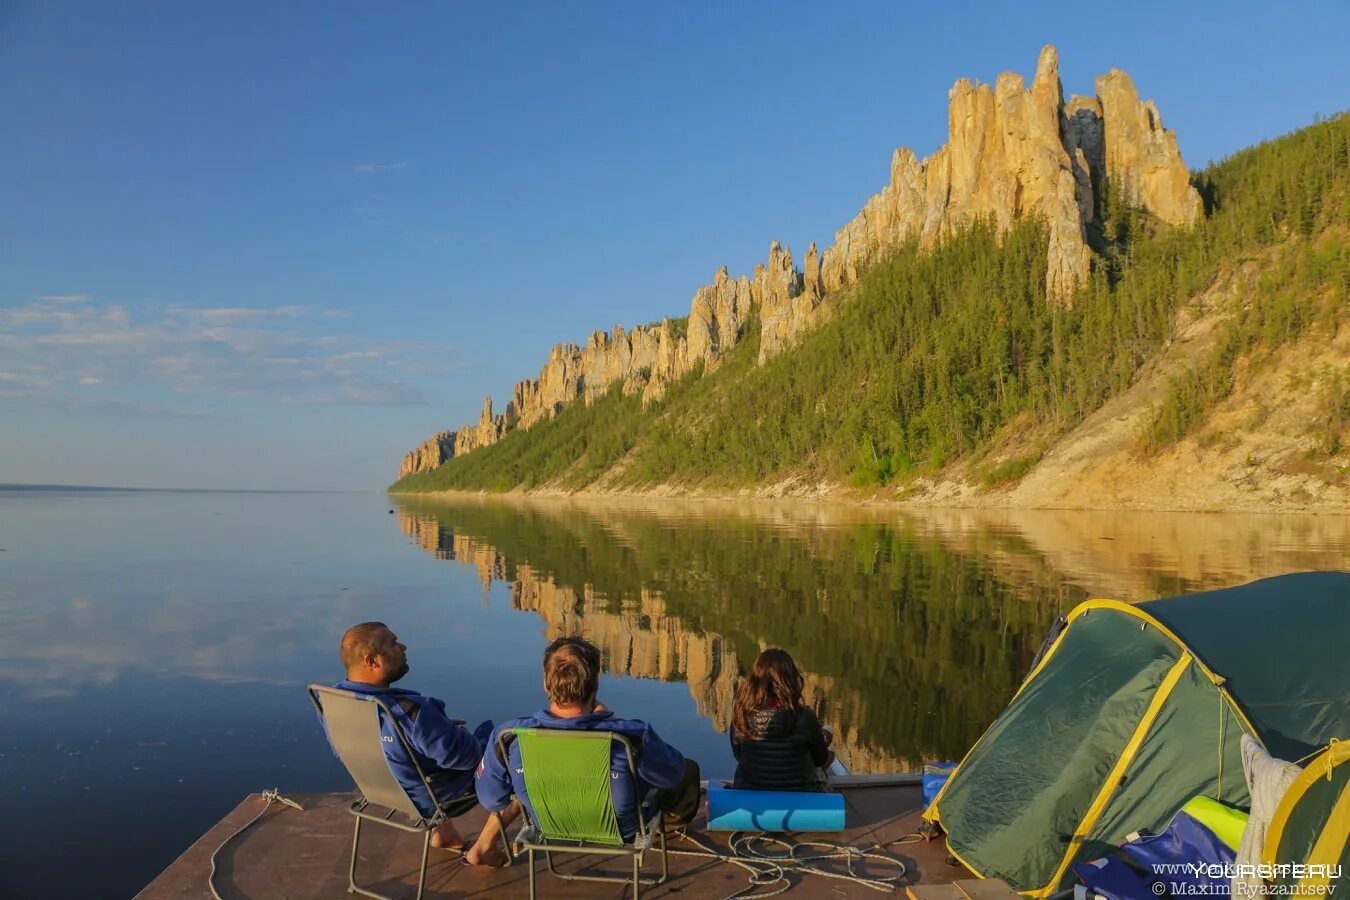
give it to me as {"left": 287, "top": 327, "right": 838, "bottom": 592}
{"left": 2, "top": 1, "right": 1346, "bottom": 490}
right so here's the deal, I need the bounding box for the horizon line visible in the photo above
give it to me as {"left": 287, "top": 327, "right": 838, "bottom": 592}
{"left": 0, "top": 482, "right": 374, "bottom": 494}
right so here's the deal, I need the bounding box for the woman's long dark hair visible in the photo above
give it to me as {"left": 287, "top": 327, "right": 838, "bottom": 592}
{"left": 732, "top": 648, "right": 806, "bottom": 739}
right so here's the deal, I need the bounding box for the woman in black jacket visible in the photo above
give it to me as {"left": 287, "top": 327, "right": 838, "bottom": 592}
{"left": 729, "top": 648, "right": 833, "bottom": 791}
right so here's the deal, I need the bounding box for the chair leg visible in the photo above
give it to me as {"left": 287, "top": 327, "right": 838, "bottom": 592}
{"left": 415, "top": 829, "right": 430, "bottom": 900}
{"left": 632, "top": 851, "right": 641, "bottom": 900}
{"left": 658, "top": 827, "right": 669, "bottom": 883}
{"left": 346, "top": 813, "right": 409, "bottom": 900}
{"left": 349, "top": 815, "right": 363, "bottom": 893}
{"left": 528, "top": 848, "right": 537, "bottom": 900}
{"left": 494, "top": 810, "right": 513, "bottom": 867}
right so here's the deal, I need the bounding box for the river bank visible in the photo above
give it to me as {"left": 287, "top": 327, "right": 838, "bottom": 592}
{"left": 393, "top": 476, "right": 1350, "bottom": 515}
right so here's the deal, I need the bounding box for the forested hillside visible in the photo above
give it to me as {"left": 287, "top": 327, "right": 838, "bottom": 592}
{"left": 392, "top": 114, "right": 1348, "bottom": 507}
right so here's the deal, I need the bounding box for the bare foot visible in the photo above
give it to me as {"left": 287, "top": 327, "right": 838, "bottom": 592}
{"left": 464, "top": 842, "right": 508, "bottom": 868}
{"left": 429, "top": 821, "right": 467, "bottom": 851}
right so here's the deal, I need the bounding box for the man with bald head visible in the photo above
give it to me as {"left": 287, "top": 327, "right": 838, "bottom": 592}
{"left": 325, "top": 622, "right": 518, "bottom": 865}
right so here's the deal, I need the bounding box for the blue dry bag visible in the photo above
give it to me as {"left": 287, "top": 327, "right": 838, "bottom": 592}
{"left": 922, "top": 761, "right": 958, "bottom": 807}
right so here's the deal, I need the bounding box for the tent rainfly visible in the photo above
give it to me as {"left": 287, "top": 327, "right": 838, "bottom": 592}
{"left": 923, "top": 571, "right": 1350, "bottom": 896}
{"left": 1263, "top": 740, "right": 1349, "bottom": 894}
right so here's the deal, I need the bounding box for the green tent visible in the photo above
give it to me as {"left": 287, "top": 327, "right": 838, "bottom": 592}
{"left": 924, "top": 571, "right": 1349, "bottom": 896}
{"left": 1263, "top": 741, "right": 1348, "bottom": 893}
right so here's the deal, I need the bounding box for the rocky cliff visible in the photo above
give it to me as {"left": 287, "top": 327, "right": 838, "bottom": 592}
{"left": 818, "top": 46, "right": 1199, "bottom": 305}
{"left": 398, "top": 45, "right": 1201, "bottom": 479}
{"left": 398, "top": 397, "right": 505, "bottom": 478}
{"left": 398, "top": 430, "right": 454, "bottom": 480}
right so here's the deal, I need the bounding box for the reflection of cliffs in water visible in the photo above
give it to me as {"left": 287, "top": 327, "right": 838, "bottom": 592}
{"left": 908, "top": 507, "right": 1350, "bottom": 601}
{"left": 416, "top": 496, "right": 1350, "bottom": 599}
{"left": 512, "top": 574, "right": 740, "bottom": 733}
{"left": 397, "top": 497, "right": 1349, "bottom": 770}
{"left": 456, "top": 539, "right": 902, "bottom": 772}
{"left": 427, "top": 526, "right": 742, "bottom": 730}
{"left": 396, "top": 498, "right": 1080, "bottom": 771}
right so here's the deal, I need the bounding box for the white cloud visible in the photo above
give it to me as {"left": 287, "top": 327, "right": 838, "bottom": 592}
{"left": 0, "top": 294, "right": 455, "bottom": 407}
{"left": 0, "top": 584, "right": 384, "bottom": 697}
{"left": 165, "top": 305, "right": 308, "bottom": 323}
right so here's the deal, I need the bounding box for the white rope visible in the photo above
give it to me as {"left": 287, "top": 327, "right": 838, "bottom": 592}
{"left": 200, "top": 790, "right": 912, "bottom": 899}
{"left": 668, "top": 828, "right": 911, "bottom": 898}
{"left": 207, "top": 789, "right": 305, "bottom": 900}
{"left": 669, "top": 829, "right": 791, "bottom": 897}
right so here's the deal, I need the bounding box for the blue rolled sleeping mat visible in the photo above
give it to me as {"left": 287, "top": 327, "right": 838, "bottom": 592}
{"left": 705, "top": 786, "right": 846, "bottom": 832}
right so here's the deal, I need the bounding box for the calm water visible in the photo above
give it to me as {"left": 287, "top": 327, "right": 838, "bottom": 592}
{"left": 0, "top": 489, "right": 1345, "bottom": 898}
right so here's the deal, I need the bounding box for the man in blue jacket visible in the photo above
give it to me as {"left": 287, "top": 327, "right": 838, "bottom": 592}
{"left": 476, "top": 636, "right": 701, "bottom": 842}
{"left": 326, "top": 622, "right": 519, "bottom": 865}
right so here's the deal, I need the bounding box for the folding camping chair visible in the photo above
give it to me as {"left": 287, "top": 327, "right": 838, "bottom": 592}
{"left": 307, "top": 684, "right": 509, "bottom": 900}
{"left": 496, "top": 727, "right": 669, "bottom": 899}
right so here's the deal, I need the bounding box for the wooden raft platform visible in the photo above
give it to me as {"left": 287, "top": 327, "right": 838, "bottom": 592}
{"left": 138, "top": 782, "right": 968, "bottom": 898}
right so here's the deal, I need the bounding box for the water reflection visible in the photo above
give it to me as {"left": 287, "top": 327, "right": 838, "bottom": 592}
{"left": 0, "top": 490, "right": 1342, "bottom": 898}
{"left": 395, "top": 497, "right": 1060, "bottom": 772}
{"left": 393, "top": 496, "right": 1348, "bottom": 773}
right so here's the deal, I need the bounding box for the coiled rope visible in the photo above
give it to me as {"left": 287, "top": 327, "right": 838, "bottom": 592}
{"left": 202, "top": 791, "right": 918, "bottom": 899}
{"left": 668, "top": 827, "right": 915, "bottom": 898}
{"left": 207, "top": 789, "right": 305, "bottom": 900}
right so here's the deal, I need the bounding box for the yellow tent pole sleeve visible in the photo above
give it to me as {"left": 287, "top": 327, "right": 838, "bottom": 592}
{"left": 925, "top": 733, "right": 985, "bottom": 828}
{"left": 940, "top": 836, "right": 992, "bottom": 883}
{"left": 1069, "top": 600, "right": 1265, "bottom": 745}
{"left": 1036, "top": 654, "right": 1194, "bottom": 898}
{"left": 928, "top": 598, "right": 1263, "bottom": 891}
{"left": 1264, "top": 741, "right": 1350, "bottom": 867}
{"left": 1013, "top": 610, "right": 1078, "bottom": 701}
{"left": 926, "top": 599, "right": 1099, "bottom": 826}
{"left": 1298, "top": 779, "right": 1349, "bottom": 890}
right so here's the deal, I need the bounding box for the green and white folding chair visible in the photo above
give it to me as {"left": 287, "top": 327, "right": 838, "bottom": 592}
{"left": 308, "top": 684, "right": 507, "bottom": 900}
{"left": 496, "top": 727, "right": 669, "bottom": 899}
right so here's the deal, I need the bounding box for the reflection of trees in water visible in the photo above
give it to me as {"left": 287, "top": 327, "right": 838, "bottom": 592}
{"left": 396, "top": 498, "right": 1082, "bottom": 770}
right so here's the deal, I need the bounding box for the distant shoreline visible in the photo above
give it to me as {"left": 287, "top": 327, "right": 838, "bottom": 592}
{"left": 386, "top": 485, "right": 1350, "bottom": 516}
{"left": 0, "top": 483, "right": 369, "bottom": 494}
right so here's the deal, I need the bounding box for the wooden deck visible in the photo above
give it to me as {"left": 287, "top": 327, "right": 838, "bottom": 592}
{"left": 138, "top": 782, "right": 968, "bottom": 898}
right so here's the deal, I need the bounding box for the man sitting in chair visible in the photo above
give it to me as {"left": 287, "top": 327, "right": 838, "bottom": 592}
{"left": 475, "top": 635, "right": 702, "bottom": 840}
{"left": 332, "top": 621, "right": 519, "bottom": 866}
